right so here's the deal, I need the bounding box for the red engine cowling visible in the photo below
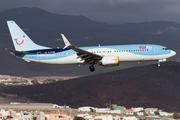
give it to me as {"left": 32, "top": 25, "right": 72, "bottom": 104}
{"left": 102, "top": 56, "right": 119, "bottom": 66}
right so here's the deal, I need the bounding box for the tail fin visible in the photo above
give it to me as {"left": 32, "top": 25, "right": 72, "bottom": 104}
{"left": 7, "top": 21, "right": 50, "bottom": 51}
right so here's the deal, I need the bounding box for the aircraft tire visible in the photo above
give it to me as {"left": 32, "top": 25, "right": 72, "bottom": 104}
{"left": 89, "top": 65, "right": 95, "bottom": 72}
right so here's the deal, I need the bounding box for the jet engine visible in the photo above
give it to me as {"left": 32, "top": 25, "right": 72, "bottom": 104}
{"left": 101, "top": 56, "right": 119, "bottom": 66}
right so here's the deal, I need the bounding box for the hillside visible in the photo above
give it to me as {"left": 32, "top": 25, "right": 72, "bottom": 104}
{"left": 1, "top": 61, "right": 180, "bottom": 112}
{"left": 0, "top": 7, "right": 180, "bottom": 76}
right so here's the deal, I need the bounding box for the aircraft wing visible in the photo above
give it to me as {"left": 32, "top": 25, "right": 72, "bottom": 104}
{"left": 69, "top": 45, "right": 102, "bottom": 62}
{"left": 61, "top": 34, "right": 102, "bottom": 63}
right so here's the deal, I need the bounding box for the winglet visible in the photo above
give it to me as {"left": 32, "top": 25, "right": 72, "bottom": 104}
{"left": 61, "top": 33, "right": 71, "bottom": 49}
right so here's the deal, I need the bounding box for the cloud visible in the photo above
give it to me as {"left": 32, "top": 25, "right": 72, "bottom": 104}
{"left": 1, "top": 0, "right": 180, "bottom": 24}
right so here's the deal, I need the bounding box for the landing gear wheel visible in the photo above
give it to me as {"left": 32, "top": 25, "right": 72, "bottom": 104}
{"left": 89, "top": 65, "right": 95, "bottom": 72}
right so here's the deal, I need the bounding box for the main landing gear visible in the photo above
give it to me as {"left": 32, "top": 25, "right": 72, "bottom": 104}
{"left": 89, "top": 64, "right": 95, "bottom": 72}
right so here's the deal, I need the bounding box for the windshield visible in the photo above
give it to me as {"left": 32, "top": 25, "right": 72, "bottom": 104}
{"left": 162, "top": 48, "right": 170, "bottom": 50}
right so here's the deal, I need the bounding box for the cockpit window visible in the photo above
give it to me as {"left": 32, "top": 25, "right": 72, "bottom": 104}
{"left": 162, "top": 48, "right": 170, "bottom": 50}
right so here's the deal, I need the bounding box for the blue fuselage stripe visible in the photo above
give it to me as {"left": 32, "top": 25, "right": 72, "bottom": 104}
{"left": 15, "top": 44, "right": 171, "bottom": 60}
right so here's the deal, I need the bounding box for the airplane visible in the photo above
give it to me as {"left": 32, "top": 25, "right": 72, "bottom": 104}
{"left": 6, "top": 21, "right": 176, "bottom": 72}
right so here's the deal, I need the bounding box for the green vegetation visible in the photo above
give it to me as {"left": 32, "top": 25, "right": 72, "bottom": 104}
{"left": 2, "top": 117, "right": 6, "bottom": 120}
{"left": 73, "top": 116, "right": 85, "bottom": 120}
{"left": 33, "top": 117, "right": 37, "bottom": 120}
{"left": 89, "top": 108, "right": 96, "bottom": 112}
{"left": 144, "top": 114, "right": 148, "bottom": 116}
{"left": 112, "top": 104, "right": 125, "bottom": 111}
{"left": 6, "top": 115, "right": 13, "bottom": 119}
{"left": 31, "top": 80, "right": 39, "bottom": 84}
{"left": 105, "top": 102, "right": 113, "bottom": 110}
{"left": 154, "top": 111, "right": 160, "bottom": 115}
{"left": 133, "top": 112, "right": 137, "bottom": 116}
{"left": 173, "top": 112, "right": 180, "bottom": 119}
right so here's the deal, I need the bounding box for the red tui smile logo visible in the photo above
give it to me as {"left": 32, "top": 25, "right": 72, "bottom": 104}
{"left": 14, "top": 35, "right": 25, "bottom": 45}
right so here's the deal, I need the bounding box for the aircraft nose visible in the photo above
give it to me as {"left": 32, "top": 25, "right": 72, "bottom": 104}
{"left": 171, "top": 50, "right": 176, "bottom": 56}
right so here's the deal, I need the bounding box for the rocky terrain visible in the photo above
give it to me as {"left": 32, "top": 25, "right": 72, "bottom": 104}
{"left": 1, "top": 61, "right": 180, "bottom": 112}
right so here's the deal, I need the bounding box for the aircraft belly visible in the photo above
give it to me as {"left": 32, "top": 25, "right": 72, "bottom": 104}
{"left": 23, "top": 55, "right": 78, "bottom": 65}
{"left": 118, "top": 52, "right": 171, "bottom": 62}
{"left": 43, "top": 55, "right": 78, "bottom": 64}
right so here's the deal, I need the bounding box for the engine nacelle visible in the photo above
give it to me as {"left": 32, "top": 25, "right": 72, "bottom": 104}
{"left": 102, "top": 56, "right": 119, "bottom": 67}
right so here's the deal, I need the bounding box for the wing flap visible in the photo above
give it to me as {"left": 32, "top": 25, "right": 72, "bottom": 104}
{"left": 69, "top": 45, "right": 102, "bottom": 59}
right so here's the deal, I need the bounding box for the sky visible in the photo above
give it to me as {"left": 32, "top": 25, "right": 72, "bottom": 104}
{"left": 1, "top": 0, "right": 180, "bottom": 24}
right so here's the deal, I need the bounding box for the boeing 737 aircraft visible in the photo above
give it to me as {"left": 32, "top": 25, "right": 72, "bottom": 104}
{"left": 6, "top": 21, "right": 176, "bottom": 72}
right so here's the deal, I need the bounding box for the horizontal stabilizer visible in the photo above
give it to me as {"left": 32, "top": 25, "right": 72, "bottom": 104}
{"left": 5, "top": 48, "right": 24, "bottom": 55}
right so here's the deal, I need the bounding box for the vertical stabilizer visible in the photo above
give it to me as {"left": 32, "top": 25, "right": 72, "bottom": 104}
{"left": 7, "top": 21, "right": 50, "bottom": 51}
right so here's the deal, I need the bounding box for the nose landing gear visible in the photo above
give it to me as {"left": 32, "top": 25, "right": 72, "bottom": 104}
{"left": 157, "top": 59, "right": 166, "bottom": 67}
